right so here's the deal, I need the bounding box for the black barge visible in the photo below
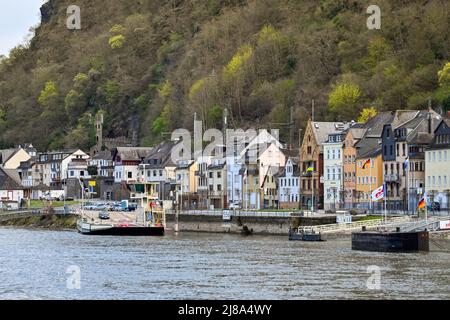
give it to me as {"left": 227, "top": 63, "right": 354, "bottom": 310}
{"left": 352, "top": 230, "right": 429, "bottom": 252}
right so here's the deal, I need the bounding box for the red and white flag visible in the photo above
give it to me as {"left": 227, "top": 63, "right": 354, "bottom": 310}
{"left": 371, "top": 185, "right": 385, "bottom": 201}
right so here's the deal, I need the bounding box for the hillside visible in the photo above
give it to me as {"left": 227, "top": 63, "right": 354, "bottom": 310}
{"left": 0, "top": 0, "right": 449, "bottom": 151}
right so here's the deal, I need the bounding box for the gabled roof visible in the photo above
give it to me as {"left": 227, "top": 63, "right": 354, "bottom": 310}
{"left": 92, "top": 150, "right": 113, "bottom": 161}
{"left": 310, "top": 122, "right": 350, "bottom": 145}
{"left": 114, "top": 147, "right": 153, "bottom": 162}
{"left": 0, "top": 149, "right": 18, "bottom": 165}
{"left": 0, "top": 168, "right": 23, "bottom": 190}
{"left": 355, "top": 137, "right": 382, "bottom": 159}
{"left": 261, "top": 165, "right": 283, "bottom": 188}
{"left": 397, "top": 109, "right": 442, "bottom": 143}
{"left": 143, "top": 142, "right": 176, "bottom": 168}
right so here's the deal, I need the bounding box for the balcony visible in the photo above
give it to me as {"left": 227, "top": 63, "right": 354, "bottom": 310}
{"left": 384, "top": 174, "right": 400, "bottom": 182}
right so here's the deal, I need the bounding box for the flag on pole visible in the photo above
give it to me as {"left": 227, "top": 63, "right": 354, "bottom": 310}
{"left": 306, "top": 166, "right": 314, "bottom": 173}
{"left": 371, "top": 185, "right": 385, "bottom": 201}
{"left": 362, "top": 158, "right": 371, "bottom": 169}
{"left": 417, "top": 195, "right": 426, "bottom": 210}
{"left": 404, "top": 157, "right": 409, "bottom": 170}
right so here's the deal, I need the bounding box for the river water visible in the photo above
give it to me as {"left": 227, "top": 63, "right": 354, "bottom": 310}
{"left": 0, "top": 227, "right": 448, "bottom": 300}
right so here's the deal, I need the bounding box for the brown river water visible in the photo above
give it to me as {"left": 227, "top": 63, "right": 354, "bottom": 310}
{"left": 0, "top": 227, "right": 448, "bottom": 300}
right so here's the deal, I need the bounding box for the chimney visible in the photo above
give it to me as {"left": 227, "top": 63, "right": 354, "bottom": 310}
{"left": 428, "top": 111, "right": 433, "bottom": 134}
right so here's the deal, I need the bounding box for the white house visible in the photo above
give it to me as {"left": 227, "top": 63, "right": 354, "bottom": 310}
{"left": 278, "top": 157, "right": 300, "bottom": 209}
{"left": 323, "top": 132, "right": 345, "bottom": 211}
{"left": 425, "top": 119, "right": 450, "bottom": 210}
{"left": 0, "top": 168, "right": 24, "bottom": 209}
{"left": 113, "top": 147, "right": 153, "bottom": 183}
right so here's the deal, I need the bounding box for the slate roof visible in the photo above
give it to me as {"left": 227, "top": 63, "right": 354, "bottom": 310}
{"left": 355, "top": 137, "right": 382, "bottom": 159}
{"left": 0, "top": 149, "right": 17, "bottom": 165}
{"left": 397, "top": 110, "right": 442, "bottom": 143}
{"left": 0, "top": 168, "right": 23, "bottom": 190}
{"left": 311, "top": 122, "right": 350, "bottom": 145}
{"left": 92, "top": 150, "right": 113, "bottom": 160}
{"left": 114, "top": 147, "right": 153, "bottom": 162}
{"left": 143, "top": 142, "right": 176, "bottom": 168}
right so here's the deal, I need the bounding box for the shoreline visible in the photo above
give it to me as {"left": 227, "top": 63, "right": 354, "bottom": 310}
{"left": 1, "top": 214, "right": 449, "bottom": 241}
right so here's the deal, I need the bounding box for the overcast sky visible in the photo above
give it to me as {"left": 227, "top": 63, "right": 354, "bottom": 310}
{"left": 0, "top": 0, "right": 47, "bottom": 56}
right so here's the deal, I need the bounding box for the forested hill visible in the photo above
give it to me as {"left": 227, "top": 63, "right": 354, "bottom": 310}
{"left": 0, "top": 0, "right": 449, "bottom": 151}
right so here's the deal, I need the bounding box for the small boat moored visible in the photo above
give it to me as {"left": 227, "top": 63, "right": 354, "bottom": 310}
{"left": 289, "top": 226, "right": 327, "bottom": 242}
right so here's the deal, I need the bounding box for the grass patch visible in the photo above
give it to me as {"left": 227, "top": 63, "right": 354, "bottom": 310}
{"left": 27, "top": 200, "right": 79, "bottom": 209}
{"left": 357, "top": 215, "right": 383, "bottom": 221}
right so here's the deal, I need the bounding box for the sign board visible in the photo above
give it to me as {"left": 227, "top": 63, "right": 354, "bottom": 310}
{"left": 320, "top": 176, "right": 324, "bottom": 184}
{"left": 336, "top": 214, "right": 352, "bottom": 224}
{"left": 439, "top": 220, "right": 450, "bottom": 230}
{"left": 88, "top": 181, "right": 96, "bottom": 187}
{"left": 223, "top": 210, "right": 231, "bottom": 221}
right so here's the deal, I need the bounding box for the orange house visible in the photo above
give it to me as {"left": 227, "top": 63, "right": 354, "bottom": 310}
{"left": 355, "top": 138, "right": 384, "bottom": 211}
{"left": 343, "top": 127, "right": 367, "bottom": 209}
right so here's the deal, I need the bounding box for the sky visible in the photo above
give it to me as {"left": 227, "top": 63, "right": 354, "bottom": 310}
{"left": 0, "top": 0, "right": 47, "bottom": 56}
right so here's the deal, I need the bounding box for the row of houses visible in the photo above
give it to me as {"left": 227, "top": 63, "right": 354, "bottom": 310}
{"left": 305, "top": 109, "right": 450, "bottom": 213}
{"left": 1, "top": 108, "right": 449, "bottom": 213}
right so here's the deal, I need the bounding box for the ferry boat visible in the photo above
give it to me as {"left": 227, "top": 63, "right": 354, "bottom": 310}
{"left": 76, "top": 220, "right": 165, "bottom": 236}
{"left": 288, "top": 226, "right": 327, "bottom": 242}
{"left": 77, "top": 201, "right": 165, "bottom": 237}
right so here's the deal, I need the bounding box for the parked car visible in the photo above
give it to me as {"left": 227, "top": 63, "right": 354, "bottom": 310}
{"left": 228, "top": 203, "right": 241, "bottom": 210}
{"left": 98, "top": 211, "right": 110, "bottom": 220}
{"left": 113, "top": 204, "right": 123, "bottom": 211}
{"left": 427, "top": 202, "right": 440, "bottom": 212}
{"left": 84, "top": 203, "right": 96, "bottom": 210}
{"left": 125, "top": 203, "right": 138, "bottom": 212}
{"left": 94, "top": 203, "right": 107, "bottom": 211}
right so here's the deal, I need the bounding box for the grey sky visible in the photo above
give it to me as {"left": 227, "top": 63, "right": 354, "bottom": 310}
{"left": 0, "top": 0, "right": 46, "bottom": 56}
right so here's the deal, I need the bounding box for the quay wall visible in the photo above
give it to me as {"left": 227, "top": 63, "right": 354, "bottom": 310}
{"left": 165, "top": 214, "right": 337, "bottom": 235}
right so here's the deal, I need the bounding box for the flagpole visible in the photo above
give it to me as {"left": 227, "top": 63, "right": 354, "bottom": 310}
{"left": 311, "top": 167, "right": 314, "bottom": 213}
{"left": 407, "top": 158, "right": 410, "bottom": 215}
{"left": 384, "top": 182, "right": 387, "bottom": 223}
{"left": 369, "top": 158, "right": 372, "bottom": 213}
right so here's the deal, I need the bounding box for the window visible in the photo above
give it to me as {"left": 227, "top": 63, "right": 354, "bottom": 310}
{"left": 70, "top": 171, "right": 74, "bottom": 177}
{"left": 217, "top": 172, "right": 222, "bottom": 178}
{"left": 128, "top": 172, "right": 132, "bottom": 179}
{"left": 80, "top": 171, "right": 85, "bottom": 177}
{"left": 217, "top": 184, "right": 222, "bottom": 191}
{"left": 209, "top": 172, "right": 213, "bottom": 179}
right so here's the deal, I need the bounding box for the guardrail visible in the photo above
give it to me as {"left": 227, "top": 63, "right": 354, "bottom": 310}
{"left": 165, "top": 209, "right": 293, "bottom": 218}
{"left": 302, "top": 216, "right": 413, "bottom": 234}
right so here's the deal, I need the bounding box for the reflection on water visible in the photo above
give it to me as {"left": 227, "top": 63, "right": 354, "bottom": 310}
{"left": 0, "top": 227, "right": 448, "bottom": 300}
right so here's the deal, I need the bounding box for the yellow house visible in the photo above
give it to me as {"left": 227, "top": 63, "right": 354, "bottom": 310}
{"left": 3, "top": 148, "right": 32, "bottom": 170}
{"left": 175, "top": 160, "right": 199, "bottom": 209}
{"left": 355, "top": 138, "right": 383, "bottom": 211}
